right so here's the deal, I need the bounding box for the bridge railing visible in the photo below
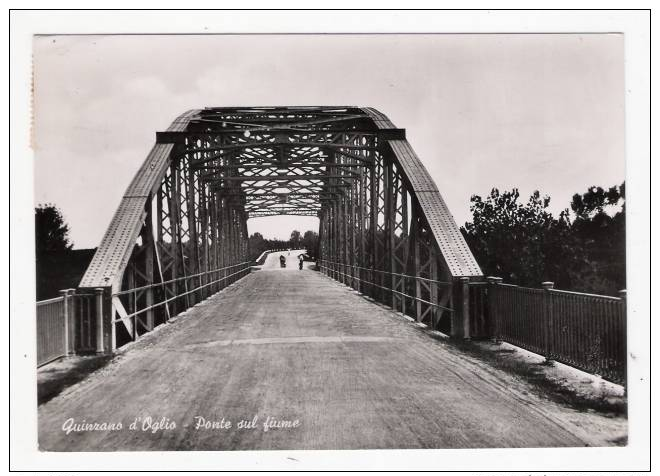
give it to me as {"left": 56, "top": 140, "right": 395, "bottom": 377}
{"left": 36, "top": 289, "right": 97, "bottom": 366}
{"left": 318, "top": 259, "right": 454, "bottom": 330}
{"left": 315, "top": 263, "right": 627, "bottom": 384}
{"left": 469, "top": 278, "right": 627, "bottom": 385}
{"left": 110, "top": 262, "right": 251, "bottom": 345}
{"left": 36, "top": 296, "right": 67, "bottom": 366}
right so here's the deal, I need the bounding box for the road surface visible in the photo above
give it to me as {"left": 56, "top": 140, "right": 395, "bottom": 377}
{"left": 262, "top": 249, "right": 308, "bottom": 270}
{"left": 39, "top": 251, "right": 603, "bottom": 451}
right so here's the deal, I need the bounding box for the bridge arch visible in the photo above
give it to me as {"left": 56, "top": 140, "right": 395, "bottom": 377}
{"left": 78, "top": 107, "right": 482, "bottom": 351}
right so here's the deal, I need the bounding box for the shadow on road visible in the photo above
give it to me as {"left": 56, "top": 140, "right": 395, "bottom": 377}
{"left": 38, "top": 354, "right": 113, "bottom": 405}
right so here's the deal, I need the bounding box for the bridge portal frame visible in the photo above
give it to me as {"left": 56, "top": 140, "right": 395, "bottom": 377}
{"left": 77, "top": 107, "right": 482, "bottom": 353}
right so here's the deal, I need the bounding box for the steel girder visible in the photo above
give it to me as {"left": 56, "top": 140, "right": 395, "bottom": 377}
{"left": 78, "top": 106, "right": 482, "bottom": 351}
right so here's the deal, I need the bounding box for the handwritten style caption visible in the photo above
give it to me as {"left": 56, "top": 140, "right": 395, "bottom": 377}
{"left": 61, "top": 415, "right": 301, "bottom": 435}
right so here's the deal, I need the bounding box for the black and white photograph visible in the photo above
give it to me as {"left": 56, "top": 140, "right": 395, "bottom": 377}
{"left": 9, "top": 8, "right": 651, "bottom": 472}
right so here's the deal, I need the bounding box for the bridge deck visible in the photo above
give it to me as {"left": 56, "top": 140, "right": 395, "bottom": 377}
{"left": 39, "top": 253, "right": 591, "bottom": 451}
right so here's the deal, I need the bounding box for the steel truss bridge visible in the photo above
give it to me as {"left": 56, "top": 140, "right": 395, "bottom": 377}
{"left": 77, "top": 106, "right": 483, "bottom": 352}
{"left": 37, "top": 106, "right": 627, "bottom": 451}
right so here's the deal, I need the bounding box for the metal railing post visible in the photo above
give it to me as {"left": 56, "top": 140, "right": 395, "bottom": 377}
{"left": 486, "top": 277, "right": 502, "bottom": 342}
{"left": 619, "top": 289, "right": 627, "bottom": 393}
{"left": 59, "top": 288, "right": 74, "bottom": 355}
{"left": 111, "top": 294, "right": 117, "bottom": 352}
{"left": 94, "top": 288, "right": 105, "bottom": 353}
{"left": 541, "top": 281, "right": 555, "bottom": 363}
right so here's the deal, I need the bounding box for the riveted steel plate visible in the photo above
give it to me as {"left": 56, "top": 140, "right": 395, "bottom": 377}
{"left": 361, "top": 107, "right": 396, "bottom": 129}
{"left": 80, "top": 111, "right": 199, "bottom": 288}
{"left": 385, "top": 139, "right": 481, "bottom": 278}
{"left": 414, "top": 191, "right": 482, "bottom": 277}
{"left": 124, "top": 144, "right": 174, "bottom": 197}
{"left": 167, "top": 109, "right": 200, "bottom": 132}
{"left": 387, "top": 140, "right": 439, "bottom": 192}
{"left": 79, "top": 197, "right": 147, "bottom": 288}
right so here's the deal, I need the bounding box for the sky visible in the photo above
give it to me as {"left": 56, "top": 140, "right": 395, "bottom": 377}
{"left": 32, "top": 34, "right": 625, "bottom": 249}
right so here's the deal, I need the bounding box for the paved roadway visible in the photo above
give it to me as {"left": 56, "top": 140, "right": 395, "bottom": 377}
{"left": 39, "top": 251, "right": 593, "bottom": 451}
{"left": 264, "top": 249, "right": 306, "bottom": 270}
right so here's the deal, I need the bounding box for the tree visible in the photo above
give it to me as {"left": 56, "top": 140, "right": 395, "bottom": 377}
{"left": 571, "top": 183, "right": 625, "bottom": 219}
{"left": 247, "top": 232, "right": 292, "bottom": 263}
{"left": 301, "top": 230, "right": 319, "bottom": 258}
{"left": 564, "top": 183, "right": 626, "bottom": 294}
{"left": 461, "top": 184, "right": 626, "bottom": 295}
{"left": 35, "top": 203, "right": 73, "bottom": 255}
{"left": 461, "top": 188, "right": 567, "bottom": 287}
{"left": 290, "top": 229, "right": 301, "bottom": 248}
{"left": 248, "top": 232, "right": 266, "bottom": 262}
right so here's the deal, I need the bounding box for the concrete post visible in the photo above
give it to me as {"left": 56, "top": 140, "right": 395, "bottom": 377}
{"left": 541, "top": 281, "right": 555, "bottom": 362}
{"left": 451, "top": 277, "right": 471, "bottom": 339}
{"left": 486, "top": 277, "right": 502, "bottom": 341}
{"left": 461, "top": 277, "right": 471, "bottom": 339}
{"left": 59, "top": 289, "right": 72, "bottom": 355}
{"left": 94, "top": 288, "right": 104, "bottom": 353}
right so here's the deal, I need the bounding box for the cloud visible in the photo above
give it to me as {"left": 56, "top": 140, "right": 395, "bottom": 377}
{"left": 33, "top": 34, "right": 625, "bottom": 248}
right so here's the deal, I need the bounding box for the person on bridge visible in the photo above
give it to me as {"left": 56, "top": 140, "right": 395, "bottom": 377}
{"left": 298, "top": 254, "right": 304, "bottom": 270}
{"left": 279, "top": 255, "right": 286, "bottom": 268}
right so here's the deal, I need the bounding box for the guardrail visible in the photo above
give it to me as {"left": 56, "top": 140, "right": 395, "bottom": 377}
{"left": 36, "top": 296, "right": 67, "bottom": 366}
{"left": 36, "top": 290, "right": 97, "bottom": 366}
{"left": 316, "top": 263, "right": 627, "bottom": 385}
{"left": 111, "top": 262, "right": 251, "bottom": 344}
{"left": 470, "top": 278, "right": 627, "bottom": 385}
{"left": 38, "top": 263, "right": 252, "bottom": 362}
{"left": 318, "top": 259, "right": 454, "bottom": 330}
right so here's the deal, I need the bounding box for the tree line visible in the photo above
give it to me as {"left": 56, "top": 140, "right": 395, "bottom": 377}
{"left": 247, "top": 229, "right": 319, "bottom": 263}
{"left": 460, "top": 183, "right": 625, "bottom": 296}
{"left": 36, "top": 180, "right": 626, "bottom": 298}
